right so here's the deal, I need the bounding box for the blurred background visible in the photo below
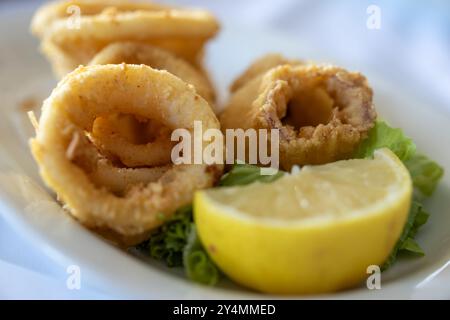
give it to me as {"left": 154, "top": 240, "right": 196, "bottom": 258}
{"left": 161, "top": 0, "right": 450, "bottom": 110}
{"left": 0, "top": 0, "right": 449, "bottom": 299}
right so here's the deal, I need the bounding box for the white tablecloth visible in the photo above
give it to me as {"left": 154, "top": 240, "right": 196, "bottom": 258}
{"left": 1, "top": 0, "right": 449, "bottom": 299}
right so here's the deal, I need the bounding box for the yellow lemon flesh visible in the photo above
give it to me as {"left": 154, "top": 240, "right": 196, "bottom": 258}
{"left": 194, "top": 148, "right": 412, "bottom": 294}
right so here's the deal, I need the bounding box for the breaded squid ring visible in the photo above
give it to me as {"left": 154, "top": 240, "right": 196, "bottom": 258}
{"left": 87, "top": 43, "right": 217, "bottom": 167}
{"left": 230, "top": 53, "right": 302, "bottom": 93}
{"left": 31, "top": 0, "right": 219, "bottom": 77}
{"left": 220, "top": 61, "right": 377, "bottom": 170}
{"left": 31, "top": 0, "right": 167, "bottom": 37}
{"left": 89, "top": 42, "right": 215, "bottom": 105}
{"left": 31, "top": 64, "right": 222, "bottom": 238}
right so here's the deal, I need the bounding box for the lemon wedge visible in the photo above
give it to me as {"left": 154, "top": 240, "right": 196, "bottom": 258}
{"left": 194, "top": 148, "right": 412, "bottom": 294}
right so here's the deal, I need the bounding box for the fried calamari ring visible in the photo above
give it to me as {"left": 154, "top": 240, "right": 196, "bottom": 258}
{"left": 31, "top": 0, "right": 167, "bottom": 37}
{"left": 220, "top": 62, "right": 377, "bottom": 170}
{"left": 230, "top": 53, "right": 302, "bottom": 93}
{"left": 89, "top": 42, "right": 215, "bottom": 105}
{"left": 87, "top": 43, "right": 217, "bottom": 167}
{"left": 31, "top": 64, "right": 222, "bottom": 237}
{"left": 64, "top": 127, "right": 171, "bottom": 247}
{"left": 31, "top": 0, "right": 220, "bottom": 77}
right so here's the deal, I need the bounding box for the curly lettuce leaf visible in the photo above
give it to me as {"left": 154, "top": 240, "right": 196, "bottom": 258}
{"left": 139, "top": 205, "right": 192, "bottom": 267}
{"left": 183, "top": 225, "right": 219, "bottom": 285}
{"left": 140, "top": 205, "right": 219, "bottom": 285}
{"left": 405, "top": 153, "right": 444, "bottom": 198}
{"left": 219, "top": 163, "right": 284, "bottom": 186}
{"left": 355, "top": 121, "right": 416, "bottom": 161}
{"left": 381, "top": 202, "right": 428, "bottom": 270}
{"left": 357, "top": 121, "right": 443, "bottom": 270}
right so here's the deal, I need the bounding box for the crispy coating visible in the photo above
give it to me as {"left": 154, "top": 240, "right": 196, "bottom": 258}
{"left": 31, "top": 0, "right": 220, "bottom": 77}
{"left": 89, "top": 42, "right": 216, "bottom": 105}
{"left": 87, "top": 43, "right": 217, "bottom": 167}
{"left": 31, "top": 0, "right": 168, "bottom": 37}
{"left": 220, "top": 60, "right": 377, "bottom": 170}
{"left": 31, "top": 64, "right": 222, "bottom": 239}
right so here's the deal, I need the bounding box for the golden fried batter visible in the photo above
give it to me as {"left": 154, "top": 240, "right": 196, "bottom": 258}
{"left": 230, "top": 53, "right": 302, "bottom": 93}
{"left": 31, "top": 64, "right": 222, "bottom": 241}
{"left": 31, "top": 0, "right": 220, "bottom": 77}
{"left": 220, "top": 60, "right": 377, "bottom": 170}
{"left": 89, "top": 42, "right": 216, "bottom": 105}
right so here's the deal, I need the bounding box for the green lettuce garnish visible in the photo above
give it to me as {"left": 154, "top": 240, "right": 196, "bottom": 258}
{"left": 405, "top": 154, "right": 444, "bottom": 198}
{"left": 138, "top": 205, "right": 219, "bottom": 285}
{"left": 219, "top": 163, "right": 284, "bottom": 186}
{"left": 381, "top": 201, "right": 429, "bottom": 270}
{"left": 183, "top": 225, "right": 219, "bottom": 285}
{"left": 355, "top": 121, "right": 443, "bottom": 269}
{"left": 355, "top": 121, "right": 416, "bottom": 161}
{"left": 140, "top": 205, "right": 192, "bottom": 268}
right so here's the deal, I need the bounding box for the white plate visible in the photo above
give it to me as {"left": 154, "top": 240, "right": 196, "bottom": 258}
{"left": 1, "top": 2, "right": 450, "bottom": 299}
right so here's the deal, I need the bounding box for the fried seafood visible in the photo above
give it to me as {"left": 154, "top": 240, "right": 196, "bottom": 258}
{"left": 31, "top": 0, "right": 220, "bottom": 77}
{"left": 32, "top": 0, "right": 167, "bottom": 37}
{"left": 30, "top": 64, "right": 222, "bottom": 240}
{"left": 89, "top": 42, "right": 215, "bottom": 105}
{"left": 230, "top": 53, "right": 302, "bottom": 93}
{"left": 87, "top": 43, "right": 217, "bottom": 166}
{"left": 220, "top": 60, "right": 377, "bottom": 170}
